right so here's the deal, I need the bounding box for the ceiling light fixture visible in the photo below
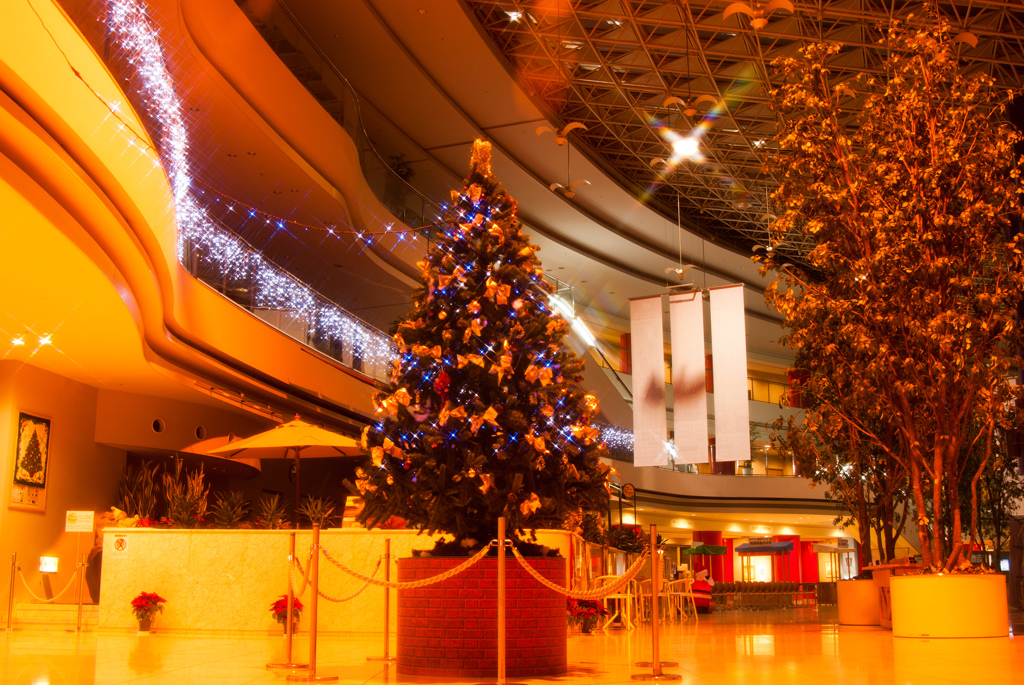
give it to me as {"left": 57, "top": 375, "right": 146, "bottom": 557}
{"left": 672, "top": 135, "right": 700, "bottom": 159}
{"left": 11, "top": 337, "right": 25, "bottom": 347}
{"left": 38, "top": 335, "right": 52, "bottom": 346}
{"left": 549, "top": 179, "right": 590, "bottom": 199}
{"left": 535, "top": 122, "right": 587, "bottom": 146}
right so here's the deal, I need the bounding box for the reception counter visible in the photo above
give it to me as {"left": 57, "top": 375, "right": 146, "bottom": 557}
{"left": 98, "top": 527, "right": 573, "bottom": 632}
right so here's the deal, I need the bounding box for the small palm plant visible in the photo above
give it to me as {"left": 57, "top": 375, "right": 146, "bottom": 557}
{"left": 162, "top": 459, "right": 208, "bottom": 528}
{"left": 254, "top": 493, "right": 289, "bottom": 530}
{"left": 297, "top": 495, "right": 337, "bottom": 529}
{"left": 209, "top": 491, "right": 249, "bottom": 528}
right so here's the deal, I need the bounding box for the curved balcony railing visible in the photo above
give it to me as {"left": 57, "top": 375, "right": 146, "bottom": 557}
{"left": 57, "top": 0, "right": 396, "bottom": 386}
{"left": 180, "top": 217, "right": 393, "bottom": 384}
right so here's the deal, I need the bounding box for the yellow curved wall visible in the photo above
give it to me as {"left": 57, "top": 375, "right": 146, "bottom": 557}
{"left": 0, "top": 0, "right": 378, "bottom": 422}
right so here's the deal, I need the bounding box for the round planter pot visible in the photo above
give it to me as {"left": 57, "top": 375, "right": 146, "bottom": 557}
{"left": 837, "top": 579, "right": 880, "bottom": 626}
{"left": 890, "top": 573, "right": 1008, "bottom": 638}
{"left": 397, "top": 555, "right": 567, "bottom": 678}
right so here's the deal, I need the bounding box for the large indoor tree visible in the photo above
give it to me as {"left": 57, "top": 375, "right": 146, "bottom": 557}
{"left": 762, "top": 13, "right": 1024, "bottom": 570}
{"left": 354, "top": 140, "right": 610, "bottom": 551}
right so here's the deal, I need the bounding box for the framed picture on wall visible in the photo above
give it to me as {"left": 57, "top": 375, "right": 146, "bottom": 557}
{"left": 10, "top": 412, "right": 50, "bottom": 512}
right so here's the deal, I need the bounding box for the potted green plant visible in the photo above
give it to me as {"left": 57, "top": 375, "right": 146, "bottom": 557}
{"left": 567, "top": 598, "right": 607, "bottom": 633}
{"left": 254, "top": 493, "right": 290, "bottom": 529}
{"left": 297, "top": 495, "right": 337, "bottom": 529}
{"left": 209, "top": 490, "right": 249, "bottom": 528}
{"left": 271, "top": 594, "right": 303, "bottom": 634}
{"left": 131, "top": 591, "right": 166, "bottom": 632}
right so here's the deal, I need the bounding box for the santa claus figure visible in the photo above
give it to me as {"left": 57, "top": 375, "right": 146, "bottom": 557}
{"left": 691, "top": 560, "right": 715, "bottom": 613}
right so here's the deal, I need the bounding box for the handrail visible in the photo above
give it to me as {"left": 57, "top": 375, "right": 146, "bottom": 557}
{"left": 181, "top": 212, "right": 394, "bottom": 383}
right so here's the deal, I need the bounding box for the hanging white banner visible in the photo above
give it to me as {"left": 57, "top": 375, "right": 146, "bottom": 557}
{"left": 670, "top": 291, "right": 709, "bottom": 464}
{"left": 709, "top": 285, "right": 750, "bottom": 462}
{"left": 629, "top": 295, "right": 668, "bottom": 467}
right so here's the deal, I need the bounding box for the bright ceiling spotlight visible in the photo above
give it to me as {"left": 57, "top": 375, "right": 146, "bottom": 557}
{"left": 11, "top": 337, "right": 24, "bottom": 347}
{"left": 506, "top": 10, "right": 522, "bottom": 21}
{"left": 38, "top": 335, "right": 52, "bottom": 346}
{"left": 672, "top": 135, "right": 701, "bottom": 160}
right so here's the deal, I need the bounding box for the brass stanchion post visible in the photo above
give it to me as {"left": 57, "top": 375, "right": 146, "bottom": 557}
{"left": 367, "top": 538, "right": 396, "bottom": 663}
{"left": 269, "top": 532, "right": 308, "bottom": 670}
{"left": 73, "top": 554, "right": 86, "bottom": 632}
{"left": 498, "top": 517, "right": 506, "bottom": 684}
{"left": 288, "top": 525, "right": 336, "bottom": 682}
{"left": 6, "top": 553, "right": 15, "bottom": 632}
{"left": 633, "top": 525, "right": 680, "bottom": 680}
{"left": 475, "top": 520, "right": 521, "bottom": 685}
{"left": 65, "top": 534, "right": 86, "bottom": 634}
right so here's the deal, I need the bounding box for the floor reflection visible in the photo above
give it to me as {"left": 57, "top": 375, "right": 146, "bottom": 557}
{"left": 0, "top": 607, "right": 1017, "bottom": 684}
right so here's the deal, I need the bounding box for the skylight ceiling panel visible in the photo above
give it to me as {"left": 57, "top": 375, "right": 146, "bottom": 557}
{"left": 639, "top": 3, "right": 686, "bottom": 24}
{"left": 624, "top": 70, "right": 667, "bottom": 90}
{"left": 715, "top": 59, "right": 759, "bottom": 79}
{"left": 659, "top": 53, "right": 702, "bottom": 76}
{"left": 764, "top": 40, "right": 807, "bottom": 60}
{"left": 576, "top": 69, "right": 618, "bottom": 87}
{"left": 823, "top": 0, "right": 870, "bottom": 16}
{"left": 823, "top": 22, "right": 871, "bottom": 46}
{"left": 708, "top": 34, "right": 759, "bottom": 59}
{"left": 507, "top": 40, "right": 554, "bottom": 60}
{"left": 612, "top": 48, "right": 655, "bottom": 69}
{"left": 734, "top": 102, "right": 777, "bottom": 125}
{"left": 580, "top": 0, "right": 630, "bottom": 18}
{"left": 588, "top": 23, "right": 641, "bottom": 45}
{"left": 762, "top": 15, "right": 804, "bottom": 40}
{"left": 826, "top": 46, "right": 872, "bottom": 71}
{"left": 652, "top": 28, "right": 696, "bottom": 51}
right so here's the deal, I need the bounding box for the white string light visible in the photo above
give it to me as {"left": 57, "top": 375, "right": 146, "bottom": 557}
{"left": 106, "top": 0, "right": 396, "bottom": 372}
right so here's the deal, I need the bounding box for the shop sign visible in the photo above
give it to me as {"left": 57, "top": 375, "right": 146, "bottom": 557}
{"left": 750, "top": 524, "right": 773, "bottom": 535}
{"left": 670, "top": 519, "right": 692, "bottom": 529}
{"left": 748, "top": 536, "right": 773, "bottom": 546}
{"left": 835, "top": 538, "right": 852, "bottom": 549}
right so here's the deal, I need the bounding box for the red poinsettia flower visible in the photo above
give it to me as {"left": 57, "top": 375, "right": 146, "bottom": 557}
{"left": 271, "top": 595, "right": 304, "bottom": 624}
{"left": 131, "top": 591, "right": 166, "bottom": 621}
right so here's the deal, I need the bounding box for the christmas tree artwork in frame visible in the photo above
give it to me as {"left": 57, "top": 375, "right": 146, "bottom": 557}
{"left": 10, "top": 413, "right": 51, "bottom": 512}
{"left": 356, "top": 140, "right": 611, "bottom": 677}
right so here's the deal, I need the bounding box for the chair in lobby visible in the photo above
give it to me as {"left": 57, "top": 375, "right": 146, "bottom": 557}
{"left": 667, "top": 578, "right": 698, "bottom": 622}
{"left": 595, "top": 575, "right": 637, "bottom": 630}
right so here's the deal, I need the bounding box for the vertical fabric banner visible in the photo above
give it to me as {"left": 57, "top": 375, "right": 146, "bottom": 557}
{"left": 709, "top": 285, "right": 750, "bottom": 462}
{"left": 670, "top": 291, "right": 709, "bottom": 464}
{"left": 629, "top": 296, "right": 667, "bottom": 467}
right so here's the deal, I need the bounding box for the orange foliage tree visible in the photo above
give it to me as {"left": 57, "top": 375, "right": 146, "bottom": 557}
{"left": 763, "top": 15, "right": 1024, "bottom": 570}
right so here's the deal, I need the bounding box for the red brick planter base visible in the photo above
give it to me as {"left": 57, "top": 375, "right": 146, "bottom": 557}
{"left": 396, "top": 556, "right": 567, "bottom": 678}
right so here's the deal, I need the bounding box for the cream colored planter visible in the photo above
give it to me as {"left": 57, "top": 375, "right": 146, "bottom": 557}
{"left": 837, "top": 579, "right": 880, "bottom": 626}
{"left": 890, "top": 574, "right": 1008, "bottom": 638}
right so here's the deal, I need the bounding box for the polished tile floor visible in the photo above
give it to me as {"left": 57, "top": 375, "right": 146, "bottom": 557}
{"left": 1, "top": 607, "right": 1019, "bottom": 684}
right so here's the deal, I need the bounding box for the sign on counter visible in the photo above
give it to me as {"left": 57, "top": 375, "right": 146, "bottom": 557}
{"left": 110, "top": 533, "right": 129, "bottom": 560}
{"left": 748, "top": 536, "right": 773, "bottom": 546}
{"left": 65, "top": 510, "right": 95, "bottom": 533}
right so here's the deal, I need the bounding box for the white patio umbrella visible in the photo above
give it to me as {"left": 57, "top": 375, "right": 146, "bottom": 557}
{"left": 207, "top": 417, "right": 364, "bottom": 528}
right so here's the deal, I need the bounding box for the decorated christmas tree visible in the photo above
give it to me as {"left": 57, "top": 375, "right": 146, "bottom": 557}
{"left": 21, "top": 431, "right": 44, "bottom": 480}
{"left": 355, "top": 140, "right": 611, "bottom": 551}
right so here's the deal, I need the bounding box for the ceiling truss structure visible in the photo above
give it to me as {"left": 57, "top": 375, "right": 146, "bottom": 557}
{"left": 464, "top": 0, "right": 1024, "bottom": 266}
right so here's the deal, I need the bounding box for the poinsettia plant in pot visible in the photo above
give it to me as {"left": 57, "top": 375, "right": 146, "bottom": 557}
{"left": 567, "top": 598, "right": 607, "bottom": 633}
{"left": 131, "top": 591, "right": 166, "bottom": 632}
{"left": 271, "top": 594, "right": 303, "bottom": 633}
